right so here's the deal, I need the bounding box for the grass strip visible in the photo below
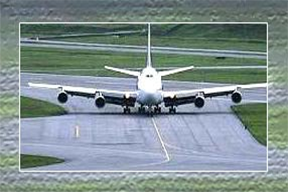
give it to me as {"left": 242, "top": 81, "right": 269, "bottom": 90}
{"left": 231, "top": 103, "right": 267, "bottom": 145}
{"left": 21, "top": 96, "right": 66, "bottom": 118}
{"left": 20, "top": 154, "right": 64, "bottom": 169}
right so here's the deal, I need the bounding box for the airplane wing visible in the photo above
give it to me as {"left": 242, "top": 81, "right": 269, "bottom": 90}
{"left": 28, "top": 83, "right": 137, "bottom": 107}
{"left": 162, "top": 83, "right": 267, "bottom": 107}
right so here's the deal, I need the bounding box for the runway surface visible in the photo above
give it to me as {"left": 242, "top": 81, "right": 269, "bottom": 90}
{"left": 21, "top": 39, "right": 266, "bottom": 59}
{"left": 20, "top": 73, "right": 267, "bottom": 171}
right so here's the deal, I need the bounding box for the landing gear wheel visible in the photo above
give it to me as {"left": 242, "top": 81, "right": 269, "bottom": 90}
{"left": 148, "top": 107, "right": 153, "bottom": 116}
{"left": 154, "top": 106, "right": 161, "bottom": 114}
{"left": 124, "top": 107, "right": 131, "bottom": 114}
{"left": 169, "top": 107, "right": 176, "bottom": 114}
{"left": 138, "top": 106, "right": 145, "bottom": 113}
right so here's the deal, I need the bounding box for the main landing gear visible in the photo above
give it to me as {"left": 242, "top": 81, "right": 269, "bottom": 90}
{"left": 154, "top": 106, "right": 161, "bottom": 114}
{"left": 123, "top": 106, "right": 131, "bottom": 114}
{"left": 169, "top": 106, "right": 176, "bottom": 114}
{"left": 138, "top": 105, "right": 146, "bottom": 113}
{"left": 125, "top": 106, "right": 175, "bottom": 114}
{"left": 138, "top": 105, "right": 161, "bottom": 115}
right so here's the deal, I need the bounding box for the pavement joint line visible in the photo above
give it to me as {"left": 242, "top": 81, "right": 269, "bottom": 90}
{"left": 162, "top": 142, "right": 265, "bottom": 164}
{"left": 152, "top": 117, "right": 170, "bottom": 161}
{"left": 20, "top": 40, "right": 266, "bottom": 59}
{"left": 22, "top": 142, "right": 164, "bottom": 157}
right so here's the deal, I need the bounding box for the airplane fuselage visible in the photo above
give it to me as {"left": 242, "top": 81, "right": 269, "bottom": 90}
{"left": 136, "top": 67, "right": 163, "bottom": 106}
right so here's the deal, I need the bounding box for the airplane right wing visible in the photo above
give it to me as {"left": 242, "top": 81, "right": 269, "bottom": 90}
{"left": 28, "top": 83, "right": 137, "bottom": 107}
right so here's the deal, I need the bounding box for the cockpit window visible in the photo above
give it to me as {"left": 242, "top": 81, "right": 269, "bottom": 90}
{"left": 146, "top": 74, "right": 153, "bottom": 78}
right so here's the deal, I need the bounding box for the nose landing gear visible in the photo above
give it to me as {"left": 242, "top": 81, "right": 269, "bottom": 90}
{"left": 138, "top": 105, "right": 161, "bottom": 116}
{"left": 147, "top": 106, "right": 154, "bottom": 116}
{"left": 137, "top": 105, "right": 163, "bottom": 115}
{"left": 138, "top": 105, "right": 146, "bottom": 113}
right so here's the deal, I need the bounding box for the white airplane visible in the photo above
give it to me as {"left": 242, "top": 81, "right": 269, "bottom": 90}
{"left": 28, "top": 24, "right": 266, "bottom": 114}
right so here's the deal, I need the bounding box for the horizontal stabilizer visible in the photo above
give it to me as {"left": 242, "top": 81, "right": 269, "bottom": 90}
{"left": 105, "top": 66, "right": 140, "bottom": 77}
{"left": 158, "top": 66, "right": 194, "bottom": 77}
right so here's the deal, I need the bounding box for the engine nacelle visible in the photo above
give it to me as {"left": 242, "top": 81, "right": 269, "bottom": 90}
{"left": 95, "top": 93, "right": 105, "bottom": 108}
{"left": 231, "top": 90, "right": 242, "bottom": 103}
{"left": 195, "top": 95, "right": 205, "bottom": 108}
{"left": 57, "top": 92, "right": 68, "bottom": 103}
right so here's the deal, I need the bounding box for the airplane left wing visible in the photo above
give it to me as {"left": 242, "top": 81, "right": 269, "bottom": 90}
{"left": 162, "top": 83, "right": 267, "bottom": 107}
{"left": 28, "top": 83, "right": 137, "bottom": 107}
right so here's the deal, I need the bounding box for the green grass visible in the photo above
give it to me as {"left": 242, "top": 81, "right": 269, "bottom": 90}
{"left": 21, "top": 24, "right": 267, "bottom": 40}
{"left": 21, "top": 47, "right": 266, "bottom": 84}
{"left": 163, "top": 68, "right": 266, "bottom": 84}
{"left": 21, "top": 96, "right": 67, "bottom": 118}
{"left": 20, "top": 154, "right": 64, "bottom": 169}
{"left": 53, "top": 36, "right": 266, "bottom": 52}
{"left": 21, "top": 24, "right": 267, "bottom": 51}
{"left": 20, "top": 24, "right": 144, "bottom": 36}
{"left": 231, "top": 103, "right": 267, "bottom": 146}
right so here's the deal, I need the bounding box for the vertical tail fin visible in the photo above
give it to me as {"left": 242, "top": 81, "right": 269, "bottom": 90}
{"left": 146, "top": 23, "right": 152, "bottom": 68}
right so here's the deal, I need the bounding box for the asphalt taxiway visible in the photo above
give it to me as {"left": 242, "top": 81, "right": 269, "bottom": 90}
{"left": 20, "top": 73, "right": 267, "bottom": 171}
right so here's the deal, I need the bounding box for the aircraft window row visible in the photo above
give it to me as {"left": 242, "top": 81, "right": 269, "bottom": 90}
{"left": 146, "top": 74, "right": 153, "bottom": 78}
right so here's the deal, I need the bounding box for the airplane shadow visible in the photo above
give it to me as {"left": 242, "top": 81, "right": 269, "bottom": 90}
{"left": 67, "top": 111, "right": 232, "bottom": 116}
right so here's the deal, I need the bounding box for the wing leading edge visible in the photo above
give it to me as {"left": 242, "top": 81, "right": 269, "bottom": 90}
{"left": 163, "top": 83, "right": 267, "bottom": 107}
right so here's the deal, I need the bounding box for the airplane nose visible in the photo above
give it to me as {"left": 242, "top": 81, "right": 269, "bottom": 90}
{"left": 138, "top": 90, "right": 161, "bottom": 105}
{"left": 145, "top": 89, "right": 156, "bottom": 94}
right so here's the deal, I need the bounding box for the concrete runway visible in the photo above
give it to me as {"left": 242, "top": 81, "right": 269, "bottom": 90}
{"left": 20, "top": 73, "right": 267, "bottom": 171}
{"left": 21, "top": 39, "right": 266, "bottom": 59}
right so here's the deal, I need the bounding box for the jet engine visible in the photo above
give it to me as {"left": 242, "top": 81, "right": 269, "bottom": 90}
{"left": 231, "top": 90, "right": 242, "bottom": 103}
{"left": 195, "top": 95, "right": 205, "bottom": 108}
{"left": 95, "top": 93, "right": 105, "bottom": 108}
{"left": 57, "top": 92, "right": 68, "bottom": 103}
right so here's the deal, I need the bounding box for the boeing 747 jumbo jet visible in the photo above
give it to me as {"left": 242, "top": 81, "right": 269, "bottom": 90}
{"left": 28, "top": 24, "right": 266, "bottom": 114}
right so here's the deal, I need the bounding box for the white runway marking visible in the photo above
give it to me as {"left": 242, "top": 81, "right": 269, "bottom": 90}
{"left": 74, "top": 125, "right": 80, "bottom": 138}
{"left": 152, "top": 117, "right": 170, "bottom": 161}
